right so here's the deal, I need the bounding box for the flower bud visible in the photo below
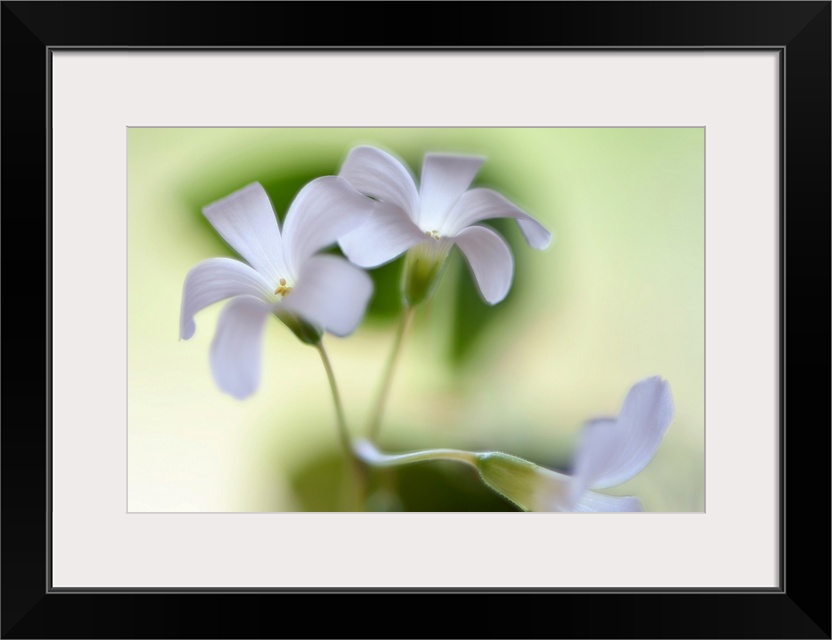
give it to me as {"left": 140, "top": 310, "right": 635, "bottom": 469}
{"left": 475, "top": 452, "right": 573, "bottom": 512}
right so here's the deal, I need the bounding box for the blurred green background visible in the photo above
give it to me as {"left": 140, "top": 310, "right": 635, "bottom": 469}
{"left": 128, "top": 128, "right": 704, "bottom": 512}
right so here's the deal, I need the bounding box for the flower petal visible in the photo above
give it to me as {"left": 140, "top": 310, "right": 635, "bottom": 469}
{"left": 209, "top": 295, "right": 275, "bottom": 400}
{"left": 281, "top": 176, "right": 376, "bottom": 274}
{"left": 338, "top": 202, "right": 426, "bottom": 268}
{"left": 202, "top": 183, "right": 287, "bottom": 283}
{"left": 574, "top": 491, "right": 644, "bottom": 513}
{"left": 453, "top": 225, "right": 514, "bottom": 304}
{"left": 280, "top": 254, "right": 373, "bottom": 337}
{"left": 339, "top": 146, "right": 420, "bottom": 218}
{"left": 447, "top": 188, "right": 552, "bottom": 250}
{"left": 180, "top": 258, "right": 274, "bottom": 340}
{"left": 418, "top": 153, "right": 484, "bottom": 232}
{"left": 572, "top": 377, "right": 675, "bottom": 495}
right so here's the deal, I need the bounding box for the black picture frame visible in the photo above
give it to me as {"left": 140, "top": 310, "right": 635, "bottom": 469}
{"left": 2, "top": 2, "right": 829, "bottom": 638}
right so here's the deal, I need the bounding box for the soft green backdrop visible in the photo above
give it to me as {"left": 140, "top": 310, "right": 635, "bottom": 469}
{"left": 128, "top": 128, "right": 704, "bottom": 512}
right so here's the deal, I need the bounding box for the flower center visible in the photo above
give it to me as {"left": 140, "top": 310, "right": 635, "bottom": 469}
{"left": 275, "top": 277, "right": 293, "bottom": 297}
{"left": 425, "top": 229, "right": 441, "bottom": 240}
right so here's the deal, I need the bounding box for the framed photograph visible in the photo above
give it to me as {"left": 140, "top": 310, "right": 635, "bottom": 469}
{"left": 3, "top": 2, "right": 829, "bottom": 638}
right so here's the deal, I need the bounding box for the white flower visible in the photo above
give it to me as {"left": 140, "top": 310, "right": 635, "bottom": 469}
{"left": 336, "top": 146, "right": 552, "bottom": 304}
{"left": 476, "top": 377, "right": 675, "bottom": 512}
{"left": 180, "top": 178, "right": 375, "bottom": 399}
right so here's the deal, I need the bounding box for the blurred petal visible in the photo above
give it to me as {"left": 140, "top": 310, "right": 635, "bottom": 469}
{"left": 447, "top": 188, "right": 552, "bottom": 250}
{"left": 339, "top": 146, "right": 419, "bottom": 218}
{"left": 202, "top": 183, "right": 287, "bottom": 283}
{"left": 453, "top": 225, "right": 514, "bottom": 304}
{"left": 281, "top": 255, "right": 373, "bottom": 337}
{"left": 209, "top": 296, "right": 274, "bottom": 400}
{"left": 338, "top": 202, "right": 426, "bottom": 268}
{"left": 574, "top": 491, "right": 644, "bottom": 513}
{"left": 573, "top": 377, "right": 675, "bottom": 495}
{"left": 282, "top": 176, "right": 376, "bottom": 274}
{"left": 180, "top": 258, "right": 274, "bottom": 340}
{"left": 419, "top": 153, "right": 484, "bottom": 232}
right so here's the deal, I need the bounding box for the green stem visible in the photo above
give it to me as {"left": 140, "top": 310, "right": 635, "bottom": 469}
{"left": 315, "top": 341, "right": 352, "bottom": 458}
{"left": 316, "top": 341, "right": 370, "bottom": 511}
{"left": 354, "top": 438, "right": 478, "bottom": 469}
{"left": 367, "top": 305, "right": 415, "bottom": 441}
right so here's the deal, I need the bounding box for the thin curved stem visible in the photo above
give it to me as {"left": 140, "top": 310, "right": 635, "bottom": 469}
{"left": 354, "top": 438, "right": 478, "bottom": 469}
{"left": 315, "top": 341, "right": 352, "bottom": 458}
{"left": 368, "top": 305, "right": 415, "bottom": 441}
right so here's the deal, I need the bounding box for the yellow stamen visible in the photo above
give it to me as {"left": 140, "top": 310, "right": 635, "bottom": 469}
{"left": 424, "top": 229, "right": 441, "bottom": 240}
{"left": 275, "top": 277, "right": 293, "bottom": 297}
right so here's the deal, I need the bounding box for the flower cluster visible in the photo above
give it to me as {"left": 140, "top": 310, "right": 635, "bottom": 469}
{"left": 180, "top": 145, "right": 674, "bottom": 512}
{"left": 182, "top": 147, "right": 550, "bottom": 395}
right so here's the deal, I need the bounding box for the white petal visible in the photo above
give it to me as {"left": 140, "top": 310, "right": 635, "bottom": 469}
{"left": 447, "top": 188, "right": 552, "bottom": 250}
{"left": 339, "top": 146, "right": 419, "bottom": 218}
{"left": 202, "top": 183, "right": 287, "bottom": 283}
{"left": 573, "top": 377, "right": 675, "bottom": 494}
{"left": 209, "top": 295, "right": 274, "bottom": 400}
{"left": 453, "top": 225, "right": 514, "bottom": 304}
{"left": 180, "top": 258, "right": 274, "bottom": 340}
{"left": 574, "top": 491, "right": 644, "bottom": 513}
{"left": 281, "top": 176, "right": 376, "bottom": 274}
{"left": 338, "top": 202, "right": 426, "bottom": 268}
{"left": 280, "top": 255, "right": 373, "bottom": 337}
{"left": 418, "top": 153, "right": 484, "bottom": 232}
